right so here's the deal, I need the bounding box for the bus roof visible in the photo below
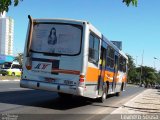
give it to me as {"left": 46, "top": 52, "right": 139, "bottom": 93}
{"left": 32, "top": 18, "right": 87, "bottom": 25}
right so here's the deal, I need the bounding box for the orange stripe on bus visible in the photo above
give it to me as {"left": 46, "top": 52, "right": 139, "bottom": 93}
{"left": 122, "top": 75, "right": 127, "bottom": 82}
{"left": 52, "top": 69, "right": 80, "bottom": 75}
{"left": 86, "top": 67, "right": 127, "bottom": 83}
{"left": 86, "top": 67, "right": 99, "bottom": 82}
{"left": 86, "top": 67, "right": 116, "bottom": 83}
{"left": 104, "top": 71, "right": 114, "bottom": 82}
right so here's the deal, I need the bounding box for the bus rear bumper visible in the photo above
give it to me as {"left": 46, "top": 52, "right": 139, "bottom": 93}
{"left": 20, "top": 79, "right": 84, "bottom": 96}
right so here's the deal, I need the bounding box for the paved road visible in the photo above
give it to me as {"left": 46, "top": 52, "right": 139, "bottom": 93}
{"left": 0, "top": 81, "right": 145, "bottom": 120}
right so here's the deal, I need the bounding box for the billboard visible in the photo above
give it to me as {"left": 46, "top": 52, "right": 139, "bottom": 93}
{"left": 111, "top": 41, "right": 122, "bottom": 50}
{"left": 31, "top": 23, "right": 82, "bottom": 55}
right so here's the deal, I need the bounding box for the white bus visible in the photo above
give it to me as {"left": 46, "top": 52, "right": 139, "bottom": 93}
{"left": 20, "top": 15, "right": 128, "bottom": 102}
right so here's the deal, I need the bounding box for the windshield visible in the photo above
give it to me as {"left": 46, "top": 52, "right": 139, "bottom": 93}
{"left": 3, "top": 62, "right": 12, "bottom": 69}
{"left": 31, "top": 23, "right": 82, "bottom": 55}
{"left": 11, "top": 64, "right": 21, "bottom": 69}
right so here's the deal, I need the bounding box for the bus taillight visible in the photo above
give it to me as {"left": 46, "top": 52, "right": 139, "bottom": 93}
{"left": 25, "top": 57, "right": 32, "bottom": 70}
{"left": 26, "top": 65, "right": 32, "bottom": 70}
{"left": 79, "top": 75, "right": 85, "bottom": 87}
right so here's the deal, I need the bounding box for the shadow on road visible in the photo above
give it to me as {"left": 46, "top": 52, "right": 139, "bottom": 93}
{"left": 0, "top": 89, "right": 121, "bottom": 111}
{"left": 0, "top": 90, "right": 96, "bottom": 110}
{"left": 0, "top": 84, "right": 145, "bottom": 112}
{"left": 123, "top": 105, "right": 160, "bottom": 113}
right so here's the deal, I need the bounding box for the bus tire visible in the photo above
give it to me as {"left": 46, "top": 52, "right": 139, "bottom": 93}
{"left": 115, "top": 83, "right": 123, "bottom": 96}
{"left": 98, "top": 89, "right": 107, "bottom": 103}
{"left": 58, "top": 92, "right": 73, "bottom": 98}
{"left": 115, "top": 92, "right": 121, "bottom": 96}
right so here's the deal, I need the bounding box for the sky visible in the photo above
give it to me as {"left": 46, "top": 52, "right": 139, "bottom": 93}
{"left": 6, "top": 0, "right": 160, "bottom": 71}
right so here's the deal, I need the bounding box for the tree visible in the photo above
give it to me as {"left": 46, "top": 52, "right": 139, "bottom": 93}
{"left": 0, "top": 0, "right": 138, "bottom": 14}
{"left": 14, "top": 53, "right": 23, "bottom": 67}
{"left": 0, "top": 0, "right": 23, "bottom": 14}
{"left": 156, "top": 72, "right": 160, "bottom": 84}
{"left": 136, "top": 66, "right": 157, "bottom": 87}
{"left": 123, "top": 0, "right": 138, "bottom": 7}
{"left": 126, "top": 54, "right": 138, "bottom": 83}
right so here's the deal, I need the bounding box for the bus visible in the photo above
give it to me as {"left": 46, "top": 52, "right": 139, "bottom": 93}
{"left": 0, "top": 61, "right": 21, "bottom": 76}
{"left": 20, "top": 15, "right": 128, "bottom": 102}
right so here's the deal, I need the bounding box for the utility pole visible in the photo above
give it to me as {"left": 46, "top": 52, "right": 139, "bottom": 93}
{"left": 153, "top": 61, "right": 155, "bottom": 69}
{"left": 136, "top": 56, "right": 138, "bottom": 67}
{"left": 140, "top": 50, "right": 144, "bottom": 87}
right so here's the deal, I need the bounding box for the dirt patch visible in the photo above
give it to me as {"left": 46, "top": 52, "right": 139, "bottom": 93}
{"left": 0, "top": 75, "right": 20, "bottom": 80}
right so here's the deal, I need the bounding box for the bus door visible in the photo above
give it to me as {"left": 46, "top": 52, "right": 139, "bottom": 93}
{"left": 112, "top": 54, "right": 118, "bottom": 92}
{"left": 98, "top": 47, "right": 106, "bottom": 95}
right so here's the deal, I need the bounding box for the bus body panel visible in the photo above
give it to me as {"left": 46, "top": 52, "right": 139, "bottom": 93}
{"left": 21, "top": 19, "right": 87, "bottom": 96}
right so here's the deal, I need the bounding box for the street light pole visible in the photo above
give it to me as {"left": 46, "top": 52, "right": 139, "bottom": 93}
{"left": 154, "top": 57, "right": 160, "bottom": 71}
{"left": 154, "top": 61, "right": 155, "bottom": 69}
{"left": 154, "top": 57, "right": 160, "bottom": 61}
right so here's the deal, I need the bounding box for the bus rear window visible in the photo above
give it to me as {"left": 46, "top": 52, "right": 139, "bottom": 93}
{"left": 31, "top": 23, "right": 82, "bottom": 55}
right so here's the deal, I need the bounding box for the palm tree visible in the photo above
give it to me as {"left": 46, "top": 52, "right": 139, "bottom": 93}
{"left": 14, "top": 53, "right": 23, "bottom": 67}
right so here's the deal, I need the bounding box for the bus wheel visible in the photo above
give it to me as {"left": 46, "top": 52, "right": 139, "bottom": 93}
{"left": 115, "top": 92, "right": 121, "bottom": 96}
{"left": 11, "top": 72, "right": 15, "bottom": 76}
{"left": 58, "top": 93, "right": 73, "bottom": 98}
{"left": 116, "top": 83, "right": 124, "bottom": 96}
{"left": 98, "top": 89, "right": 107, "bottom": 103}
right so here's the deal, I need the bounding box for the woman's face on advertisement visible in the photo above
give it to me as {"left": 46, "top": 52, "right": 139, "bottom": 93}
{"left": 51, "top": 29, "right": 56, "bottom": 35}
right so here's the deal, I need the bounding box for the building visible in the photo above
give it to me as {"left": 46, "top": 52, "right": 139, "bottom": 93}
{"left": 0, "top": 12, "right": 14, "bottom": 55}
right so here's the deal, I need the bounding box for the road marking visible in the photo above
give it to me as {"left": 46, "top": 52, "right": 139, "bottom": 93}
{"left": 13, "top": 80, "right": 20, "bottom": 81}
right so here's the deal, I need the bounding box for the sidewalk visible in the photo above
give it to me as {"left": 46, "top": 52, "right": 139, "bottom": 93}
{"left": 111, "top": 88, "right": 160, "bottom": 114}
{"left": 102, "top": 89, "right": 160, "bottom": 120}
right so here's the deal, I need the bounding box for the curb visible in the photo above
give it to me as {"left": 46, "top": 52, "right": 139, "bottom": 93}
{"left": 0, "top": 79, "right": 20, "bottom": 82}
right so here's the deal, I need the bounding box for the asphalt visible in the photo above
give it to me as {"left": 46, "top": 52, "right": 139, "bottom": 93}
{"left": 0, "top": 81, "right": 145, "bottom": 120}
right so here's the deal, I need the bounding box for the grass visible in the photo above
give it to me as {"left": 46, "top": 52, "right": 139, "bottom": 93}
{"left": 0, "top": 75, "right": 20, "bottom": 80}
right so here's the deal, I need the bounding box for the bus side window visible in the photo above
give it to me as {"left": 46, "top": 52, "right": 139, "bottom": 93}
{"left": 119, "top": 56, "right": 123, "bottom": 71}
{"left": 119, "top": 56, "right": 126, "bottom": 72}
{"left": 89, "top": 34, "right": 100, "bottom": 65}
{"left": 106, "top": 46, "right": 114, "bottom": 68}
{"left": 123, "top": 58, "right": 126, "bottom": 72}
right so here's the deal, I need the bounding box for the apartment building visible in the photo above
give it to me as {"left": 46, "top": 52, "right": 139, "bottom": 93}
{"left": 0, "top": 12, "right": 14, "bottom": 55}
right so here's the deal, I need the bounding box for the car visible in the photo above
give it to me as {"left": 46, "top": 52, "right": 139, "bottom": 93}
{"left": 155, "top": 85, "right": 160, "bottom": 89}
